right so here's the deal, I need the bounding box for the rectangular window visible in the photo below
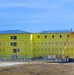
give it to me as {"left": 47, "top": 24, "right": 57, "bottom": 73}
{"left": 11, "top": 36, "right": 13, "bottom": 39}
{"left": 52, "top": 35, "right": 54, "bottom": 38}
{"left": 45, "top": 35, "right": 47, "bottom": 38}
{"left": 11, "top": 43, "right": 13, "bottom": 46}
{"left": 67, "top": 35, "right": 69, "bottom": 37}
{"left": 18, "top": 49, "right": 20, "bottom": 52}
{"left": 13, "top": 42, "right": 17, "bottom": 46}
{"left": 14, "top": 36, "right": 17, "bottom": 39}
{"left": 10, "top": 36, "right": 17, "bottom": 40}
{"left": 37, "top": 36, "right": 40, "bottom": 38}
{"left": 11, "top": 42, "right": 17, "bottom": 46}
{"left": 60, "top": 35, "right": 62, "bottom": 38}
{"left": 13, "top": 49, "right": 17, "bottom": 53}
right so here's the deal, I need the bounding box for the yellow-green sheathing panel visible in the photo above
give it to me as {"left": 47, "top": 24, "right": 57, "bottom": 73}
{"left": 0, "top": 32, "right": 74, "bottom": 60}
{"left": 0, "top": 34, "right": 32, "bottom": 60}
{"left": 32, "top": 33, "right": 74, "bottom": 58}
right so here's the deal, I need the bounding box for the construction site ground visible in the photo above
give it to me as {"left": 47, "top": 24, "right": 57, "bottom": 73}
{"left": 0, "top": 60, "right": 74, "bottom": 75}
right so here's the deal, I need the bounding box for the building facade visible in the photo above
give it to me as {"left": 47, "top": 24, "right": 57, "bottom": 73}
{"left": 0, "top": 32, "right": 33, "bottom": 60}
{"left": 0, "top": 30, "right": 74, "bottom": 60}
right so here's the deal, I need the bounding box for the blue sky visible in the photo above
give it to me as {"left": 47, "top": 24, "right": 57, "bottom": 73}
{"left": 0, "top": 0, "right": 74, "bottom": 32}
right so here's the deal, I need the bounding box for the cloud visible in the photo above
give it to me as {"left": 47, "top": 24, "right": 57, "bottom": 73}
{"left": 0, "top": 0, "right": 58, "bottom": 9}
{"left": 0, "top": 7, "right": 74, "bottom": 21}
{"left": 0, "top": 0, "right": 74, "bottom": 24}
{"left": 0, "top": 0, "right": 74, "bottom": 10}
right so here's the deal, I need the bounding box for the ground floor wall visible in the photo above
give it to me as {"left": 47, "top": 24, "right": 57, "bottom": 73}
{"left": 0, "top": 49, "right": 74, "bottom": 60}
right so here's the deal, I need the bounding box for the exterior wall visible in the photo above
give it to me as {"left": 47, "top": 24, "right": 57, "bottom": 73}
{"left": 0, "top": 33, "right": 32, "bottom": 60}
{"left": 32, "top": 32, "right": 74, "bottom": 59}
{"left": 0, "top": 32, "right": 74, "bottom": 60}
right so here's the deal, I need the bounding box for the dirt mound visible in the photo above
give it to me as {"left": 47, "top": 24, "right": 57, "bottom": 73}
{"left": 0, "top": 62, "right": 74, "bottom": 75}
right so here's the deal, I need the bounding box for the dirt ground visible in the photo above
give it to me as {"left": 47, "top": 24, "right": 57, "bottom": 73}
{"left": 0, "top": 61, "right": 74, "bottom": 75}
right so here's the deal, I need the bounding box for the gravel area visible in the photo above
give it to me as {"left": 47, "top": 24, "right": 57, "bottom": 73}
{"left": 0, "top": 62, "right": 24, "bottom": 67}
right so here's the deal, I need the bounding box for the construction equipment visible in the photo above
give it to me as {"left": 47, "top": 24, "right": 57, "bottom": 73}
{"left": 60, "top": 28, "right": 73, "bottom": 61}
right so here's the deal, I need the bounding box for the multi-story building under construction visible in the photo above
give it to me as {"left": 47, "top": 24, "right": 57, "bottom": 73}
{"left": 0, "top": 30, "right": 74, "bottom": 60}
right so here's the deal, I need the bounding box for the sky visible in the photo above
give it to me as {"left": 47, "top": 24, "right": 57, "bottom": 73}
{"left": 0, "top": 0, "right": 74, "bottom": 32}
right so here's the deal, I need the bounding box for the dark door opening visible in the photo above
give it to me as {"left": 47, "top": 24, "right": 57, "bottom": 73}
{"left": 12, "top": 55, "right": 18, "bottom": 60}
